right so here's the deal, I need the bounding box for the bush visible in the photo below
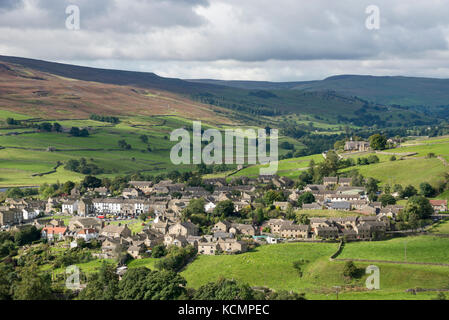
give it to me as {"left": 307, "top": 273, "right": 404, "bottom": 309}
{"left": 343, "top": 261, "right": 359, "bottom": 279}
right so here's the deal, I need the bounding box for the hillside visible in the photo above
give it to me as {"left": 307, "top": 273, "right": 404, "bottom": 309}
{"left": 191, "top": 75, "right": 449, "bottom": 108}
{"left": 0, "top": 59, "right": 232, "bottom": 122}
{"left": 0, "top": 55, "right": 436, "bottom": 126}
{"left": 181, "top": 240, "right": 449, "bottom": 300}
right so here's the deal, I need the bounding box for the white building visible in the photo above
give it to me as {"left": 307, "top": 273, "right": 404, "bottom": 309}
{"left": 204, "top": 201, "right": 216, "bottom": 213}
{"left": 76, "top": 228, "right": 99, "bottom": 241}
{"left": 62, "top": 200, "right": 79, "bottom": 214}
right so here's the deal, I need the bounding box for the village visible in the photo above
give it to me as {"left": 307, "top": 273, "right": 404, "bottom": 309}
{"left": 1, "top": 172, "right": 447, "bottom": 261}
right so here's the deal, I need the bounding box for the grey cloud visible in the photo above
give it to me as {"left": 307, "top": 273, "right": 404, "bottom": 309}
{"left": 0, "top": 0, "right": 23, "bottom": 10}
{"left": 1, "top": 0, "right": 449, "bottom": 80}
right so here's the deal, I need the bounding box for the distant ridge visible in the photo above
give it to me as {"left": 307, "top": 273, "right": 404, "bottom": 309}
{"left": 190, "top": 74, "right": 449, "bottom": 107}
{"left": 0, "top": 55, "right": 223, "bottom": 95}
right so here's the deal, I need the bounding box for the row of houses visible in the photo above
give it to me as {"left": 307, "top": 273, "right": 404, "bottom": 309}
{"left": 261, "top": 215, "right": 390, "bottom": 241}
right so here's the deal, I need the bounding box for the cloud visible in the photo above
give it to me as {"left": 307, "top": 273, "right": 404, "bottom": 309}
{"left": 1, "top": 0, "right": 449, "bottom": 80}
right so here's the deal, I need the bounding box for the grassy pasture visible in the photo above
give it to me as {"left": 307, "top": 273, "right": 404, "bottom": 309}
{"left": 181, "top": 240, "right": 449, "bottom": 300}
{"left": 338, "top": 236, "right": 449, "bottom": 264}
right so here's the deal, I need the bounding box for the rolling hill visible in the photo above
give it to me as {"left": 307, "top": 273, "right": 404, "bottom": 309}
{"left": 0, "top": 55, "right": 437, "bottom": 126}
{"left": 190, "top": 74, "right": 449, "bottom": 108}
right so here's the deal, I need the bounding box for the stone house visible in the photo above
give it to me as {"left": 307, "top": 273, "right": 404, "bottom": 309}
{"left": 101, "top": 238, "right": 128, "bottom": 258}
{"left": 68, "top": 217, "right": 103, "bottom": 232}
{"left": 100, "top": 224, "right": 132, "bottom": 238}
{"left": 217, "top": 238, "right": 247, "bottom": 253}
{"left": 93, "top": 187, "right": 109, "bottom": 196}
{"left": 0, "top": 209, "right": 23, "bottom": 226}
{"left": 338, "top": 178, "right": 352, "bottom": 187}
{"left": 354, "top": 224, "right": 372, "bottom": 239}
{"left": 127, "top": 244, "right": 145, "bottom": 259}
{"left": 41, "top": 226, "right": 68, "bottom": 241}
{"left": 129, "top": 181, "right": 153, "bottom": 194}
{"left": 323, "top": 177, "right": 338, "bottom": 188}
{"left": 302, "top": 203, "right": 322, "bottom": 210}
{"left": 78, "top": 198, "right": 94, "bottom": 216}
{"left": 198, "top": 242, "right": 218, "bottom": 255}
{"left": 164, "top": 234, "right": 188, "bottom": 247}
{"left": 429, "top": 200, "right": 448, "bottom": 213}
{"left": 280, "top": 224, "right": 310, "bottom": 239}
{"left": 212, "top": 221, "right": 232, "bottom": 233}
{"left": 229, "top": 223, "right": 256, "bottom": 236}
{"left": 273, "top": 201, "right": 290, "bottom": 211}
{"left": 45, "top": 197, "right": 60, "bottom": 213}
{"left": 344, "top": 140, "right": 370, "bottom": 152}
{"left": 151, "top": 219, "right": 170, "bottom": 235}
{"left": 122, "top": 188, "right": 142, "bottom": 198}
{"left": 314, "top": 226, "right": 339, "bottom": 239}
{"left": 168, "top": 221, "right": 199, "bottom": 237}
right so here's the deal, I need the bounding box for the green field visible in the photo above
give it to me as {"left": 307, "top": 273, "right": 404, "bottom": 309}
{"left": 296, "top": 209, "right": 362, "bottom": 218}
{"left": 181, "top": 240, "right": 449, "bottom": 300}
{"left": 127, "top": 257, "right": 159, "bottom": 270}
{"left": 0, "top": 115, "right": 203, "bottom": 186}
{"left": 27, "top": 237, "right": 449, "bottom": 300}
{"left": 338, "top": 236, "right": 449, "bottom": 264}
{"left": 230, "top": 154, "right": 324, "bottom": 179}
{"left": 0, "top": 112, "right": 311, "bottom": 186}
{"left": 340, "top": 157, "right": 447, "bottom": 187}
{"left": 429, "top": 220, "right": 449, "bottom": 234}
{"left": 181, "top": 242, "right": 338, "bottom": 292}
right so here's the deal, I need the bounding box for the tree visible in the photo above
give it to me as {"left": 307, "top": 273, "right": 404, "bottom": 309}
{"left": 193, "top": 278, "right": 255, "bottom": 300}
{"left": 296, "top": 214, "right": 310, "bottom": 225}
{"left": 151, "top": 245, "right": 167, "bottom": 258}
{"left": 263, "top": 190, "right": 284, "bottom": 205}
{"left": 432, "top": 292, "right": 447, "bottom": 300}
{"left": 139, "top": 213, "right": 147, "bottom": 222}
{"left": 117, "top": 268, "right": 186, "bottom": 300}
{"left": 334, "top": 140, "right": 345, "bottom": 151}
{"left": 77, "top": 262, "right": 119, "bottom": 300}
{"left": 13, "top": 265, "right": 53, "bottom": 300}
{"left": 0, "top": 264, "right": 14, "bottom": 300}
{"left": 81, "top": 175, "right": 102, "bottom": 189}
{"left": 69, "top": 127, "right": 80, "bottom": 137}
{"left": 419, "top": 182, "right": 436, "bottom": 197}
{"left": 365, "top": 177, "right": 379, "bottom": 194}
{"left": 369, "top": 134, "right": 387, "bottom": 150}
{"left": 139, "top": 135, "right": 148, "bottom": 143}
{"left": 6, "top": 118, "right": 19, "bottom": 125}
{"left": 343, "top": 261, "right": 359, "bottom": 279}
{"left": 38, "top": 122, "right": 52, "bottom": 132}
{"left": 52, "top": 122, "right": 62, "bottom": 132}
{"left": 118, "top": 139, "right": 131, "bottom": 150}
{"left": 14, "top": 226, "right": 40, "bottom": 246}
{"left": 213, "top": 200, "right": 235, "bottom": 217}
{"left": 400, "top": 185, "right": 418, "bottom": 199}
{"left": 297, "top": 192, "right": 315, "bottom": 208}
{"left": 378, "top": 194, "right": 396, "bottom": 207}
{"left": 79, "top": 128, "right": 89, "bottom": 137}
{"left": 182, "top": 198, "right": 206, "bottom": 220}
{"left": 62, "top": 181, "right": 75, "bottom": 194}
{"left": 403, "top": 195, "right": 433, "bottom": 220}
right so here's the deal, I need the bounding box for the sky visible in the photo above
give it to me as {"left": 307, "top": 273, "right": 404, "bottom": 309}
{"left": 1, "top": 0, "right": 449, "bottom": 81}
